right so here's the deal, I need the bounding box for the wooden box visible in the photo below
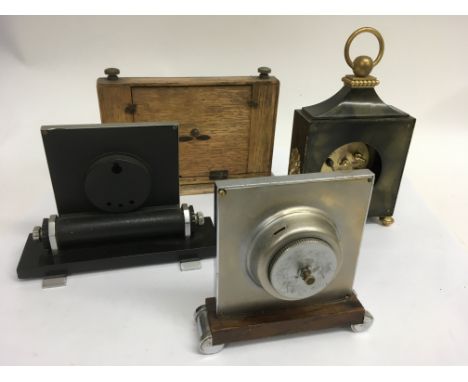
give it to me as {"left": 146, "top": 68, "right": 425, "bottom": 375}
{"left": 97, "top": 67, "right": 279, "bottom": 194}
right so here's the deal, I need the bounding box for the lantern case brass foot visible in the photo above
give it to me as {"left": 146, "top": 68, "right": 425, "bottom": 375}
{"left": 379, "top": 216, "right": 394, "bottom": 226}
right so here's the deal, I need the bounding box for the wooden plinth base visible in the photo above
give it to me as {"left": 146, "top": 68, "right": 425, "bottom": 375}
{"left": 205, "top": 292, "right": 366, "bottom": 346}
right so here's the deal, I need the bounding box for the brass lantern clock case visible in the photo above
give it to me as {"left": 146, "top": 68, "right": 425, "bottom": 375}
{"left": 289, "top": 27, "right": 415, "bottom": 226}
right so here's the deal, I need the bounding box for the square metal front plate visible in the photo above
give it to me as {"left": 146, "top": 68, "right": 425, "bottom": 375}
{"left": 215, "top": 170, "right": 374, "bottom": 316}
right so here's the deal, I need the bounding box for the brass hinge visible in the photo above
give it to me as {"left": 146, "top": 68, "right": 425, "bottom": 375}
{"left": 125, "top": 104, "right": 137, "bottom": 114}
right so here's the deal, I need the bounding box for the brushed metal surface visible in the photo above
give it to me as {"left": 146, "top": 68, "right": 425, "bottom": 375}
{"left": 245, "top": 206, "right": 341, "bottom": 301}
{"left": 179, "top": 258, "right": 202, "bottom": 271}
{"left": 269, "top": 238, "right": 338, "bottom": 300}
{"left": 215, "top": 170, "right": 374, "bottom": 316}
{"left": 194, "top": 305, "right": 224, "bottom": 355}
{"left": 42, "top": 275, "right": 67, "bottom": 289}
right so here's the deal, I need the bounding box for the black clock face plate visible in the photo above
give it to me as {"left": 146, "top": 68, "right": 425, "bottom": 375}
{"left": 41, "top": 122, "right": 180, "bottom": 215}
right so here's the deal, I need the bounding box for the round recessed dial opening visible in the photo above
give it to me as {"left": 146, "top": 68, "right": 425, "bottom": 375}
{"left": 246, "top": 206, "right": 342, "bottom": 301}
{"left": 84, "top": 154, "right": 151, "bottom": 213}
{"left": 321, "top": 142, "right": 382, "bottom": 182}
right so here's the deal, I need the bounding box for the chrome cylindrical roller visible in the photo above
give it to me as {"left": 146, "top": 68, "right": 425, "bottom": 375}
{"left": 194, "top": 305, "right": 224, "bottom": 355}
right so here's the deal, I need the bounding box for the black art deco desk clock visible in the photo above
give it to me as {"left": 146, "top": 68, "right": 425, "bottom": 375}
{"left": 289, "top": 27, "right": 415, "bottom": 226}
{"left": 17, "top": 123, "right": 215, "bottom": 280}
{"left": 194, "top": 170, "right": 374, "bottom": 354}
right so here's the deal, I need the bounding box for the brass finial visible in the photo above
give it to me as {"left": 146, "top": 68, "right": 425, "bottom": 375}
{"left": 342, "top": 27, "right": 385, "bottom": 88}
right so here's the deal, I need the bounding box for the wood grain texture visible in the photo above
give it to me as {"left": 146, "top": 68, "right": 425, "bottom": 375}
{"left": 97, "top": 76, "right": 278, "bottom": 87}
{"left": 248, "top": 81, "right": 280, "bottom": 173}
{"left": 97, "top": 84, "right": 133, "bottom": 123}
{"left": 97, "top": 75, "right": 279, "bottom": 194}
{"left": 205, "top": 293, "right": 365, "bottom": 345}
{"left": 133, "top": 85, "right": 251, "bottom": 178}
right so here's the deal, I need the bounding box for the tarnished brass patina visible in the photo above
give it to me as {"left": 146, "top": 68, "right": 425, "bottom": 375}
{"left": 342, "top": 26, "right": 385, "bottom": 88}
{"left": 379, "top": 216, "right": 395, "bottom": 226}
{"left": 288, "top": 147, "right": 301, "bottom": 174}
{"left": 289, "top": 27, "right": 416, "bottom": 226}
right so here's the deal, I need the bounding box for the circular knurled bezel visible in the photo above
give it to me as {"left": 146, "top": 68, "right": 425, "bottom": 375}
{"left": 245, "top": 206, "right": 342, "bottom": 301}
{"left": 268, "top": 238, "right": 338, "bottom": 301}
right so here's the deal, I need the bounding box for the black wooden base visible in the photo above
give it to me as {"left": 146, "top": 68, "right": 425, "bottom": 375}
{"left": 17, "top": 218, "right": 216, "bottom": 279}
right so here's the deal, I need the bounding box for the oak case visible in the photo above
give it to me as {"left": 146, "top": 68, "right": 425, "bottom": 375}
{"left": 97, "top": 68, "right": 279, "bottom": 194}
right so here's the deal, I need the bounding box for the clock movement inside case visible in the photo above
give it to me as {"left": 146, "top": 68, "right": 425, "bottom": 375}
{"left": 320, "top": 141, "right": 382, "bottom": 182}
{"left": 288, "top": 27, "right": 415, "bottom": 225}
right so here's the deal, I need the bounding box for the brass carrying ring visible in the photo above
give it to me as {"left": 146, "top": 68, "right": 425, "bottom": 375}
{"left": 344, "top": 27, "right": 385, "bottom": 69}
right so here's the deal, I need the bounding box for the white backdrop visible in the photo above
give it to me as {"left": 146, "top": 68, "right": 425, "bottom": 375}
{"left": 1, "top": 16, "right": 467, "bottom": 247}
{"left": 0, "top": 16, "right": 467, "bottom": 365}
